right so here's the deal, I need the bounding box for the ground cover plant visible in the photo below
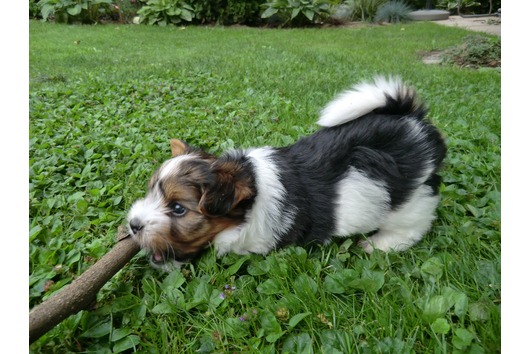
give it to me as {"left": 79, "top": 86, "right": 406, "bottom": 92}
{"left": 441, "top": 34, "right": 501, "bottom": 68}
{"left": 29, "top": 20, "right": 500, "bottom": 353}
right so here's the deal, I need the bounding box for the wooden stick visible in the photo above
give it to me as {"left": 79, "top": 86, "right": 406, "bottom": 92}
{"left": 29, "top": 226, "right": 140, "bottom": 344}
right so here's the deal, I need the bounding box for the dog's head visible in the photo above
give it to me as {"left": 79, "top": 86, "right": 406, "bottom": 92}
{"left": 127, "top": 139, "right": 256, "bottom": 268}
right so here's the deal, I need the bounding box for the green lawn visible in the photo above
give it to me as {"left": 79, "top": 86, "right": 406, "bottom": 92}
{"left": 29, "top": 20, "right": 500, "bottom": 353}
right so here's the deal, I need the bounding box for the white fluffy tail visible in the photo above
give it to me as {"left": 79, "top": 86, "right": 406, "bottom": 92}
{"left": 317, "top": 76, "right": 414, "bottom": 127}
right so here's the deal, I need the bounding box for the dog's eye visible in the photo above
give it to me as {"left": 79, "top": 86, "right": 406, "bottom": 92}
{"left": 170, "top": 202, "right": 187, "bottom": 216}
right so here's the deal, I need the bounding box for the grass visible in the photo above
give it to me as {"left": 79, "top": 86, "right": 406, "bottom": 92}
{"left": 29, "top": 20, "right": 500, "bottom": 353}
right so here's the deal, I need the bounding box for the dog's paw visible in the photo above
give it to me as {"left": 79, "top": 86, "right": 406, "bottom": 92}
{"left": 359, "top": 231, "right": 419, "bottom": 254}
{"left": 358, "top": 239, "right": 375, "bottom": 254}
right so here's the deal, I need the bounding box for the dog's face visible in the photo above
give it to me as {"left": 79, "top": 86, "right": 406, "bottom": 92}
{"left": 127, "top": 139, "right": 256, "bottom": 267}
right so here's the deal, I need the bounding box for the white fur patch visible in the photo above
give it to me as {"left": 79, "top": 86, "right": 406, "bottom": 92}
{"left": 126, "top": 188, "right": 169, "bottom": 247}
{"left": 359, "top": 185, "right": 439, "bottom": 253}
{"left": 334, "top": 168, "right": 390, "bottom": 236}
{"left": 158, "top": 154, "right": 195, "bottom": 180}
{"left": 318, "top": 76, "right": 408, "bottom": 127}
{"left": 213, "top": 148, "right": 296, "bottom": 256}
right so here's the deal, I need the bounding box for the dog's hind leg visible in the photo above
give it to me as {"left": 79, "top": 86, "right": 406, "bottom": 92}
{"left": 359, "top": 185, "right": 440, "bottom": 253}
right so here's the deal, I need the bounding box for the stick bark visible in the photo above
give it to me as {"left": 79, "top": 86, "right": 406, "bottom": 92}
{"left": 29, "top": 227, "right": 140, "bottom": 344}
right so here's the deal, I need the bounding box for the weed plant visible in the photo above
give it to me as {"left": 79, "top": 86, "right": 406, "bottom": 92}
{"left": 29, "top": 21, "right": 500, "bottom": 353}
{"left": 442, "top": 34, "right": 501, "bottom": 68}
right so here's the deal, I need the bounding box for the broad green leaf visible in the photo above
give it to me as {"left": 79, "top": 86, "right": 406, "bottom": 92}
{"left": 82, "top": 320, "right": 112, "bottom": 338}
{"left": 454, "top": 293, "right": 469, "bottom": 320}
{"left": 303, "top": 9, "right": 315, "bottom": 21}
{"left": 469, "top": 302, "right": 489, "bottom": 322}
{"left": 320, "top": 330, "right": 353, "bottom": 353}
{"left": 282, "top": 333, "right": 313, "bottom": 353}
{"left": 466, "top": 203, "right": 482, "bottom": 217}
{"left": 111, "top": 328, "right": 131, "bottom": 342}
{"left": 268, "top": 256, "right": 289, "bottom": 276}
{"left": 68, "top": 191, "right": 85, "bottom": 203}
{"left": 323, "top": 269, "right": 358, "bottom": 294}
{"left": 291, "top": 8, "right": 301, "bottom": 19}
{"left": 257, "top": 278, "right": 282, "bottom": 295}
{"left": 112, "top": 335, "right": 141, "bottom": 353}
{"left": 209, "top": 289, "right": 225, "bottom": 309}
{"left": 266, "top": 332, "right": 285, "bottom": 343}
{"left": 421, "top": 256, "right": 444, "bottom": 281}
{"left": 371, "top": 337, "right": 413, "bottom": 353}
{"left": 181, "top": 9, "right": 193, "bottom": 22}
{"left": 294, "top": 274, "right": 318, "bottom": 297}
{"left": 422, "top": 295, "right": 453, "bottom": 322}
{"left": 247, "top": 259, "right": 270, "bottom": 276}
{"left": 152, "top": 301, "right": 175, "bottom": 314}
{"left": 29, "top": 225, "right": 43, "bottom": 241}
{"left": 452, "top": 328, "right": 475, "bottom": 350}
{"left": 288, "top": 312, "right": 311, "bottom": 329}
{"left": 197, "top": 336, "right": 216, "bottom": 353}
{"left": 162, "top": 269, "right": 186, "bottom": 290}
{"left": 185, "top": 279, "right": 212, "bottom": 309}
{"left": 224, "top": 318, "right": 249, "bottom": 339}
{"left": 225, "top": 255, "right": 250, "bottom": 276}
{"left": 351, "top": 269, "right": 385, "bottom": 292}
{"left": 431, "top": 318, "right": 451, "bottom": 334}
{"left": 67, "top": 4, "right": 82, "bottom": 16}
{"left": 40, "top": 4, "right": 55, "bottom": 21}
{"left": 261, "top": 7, "right": 279, "bottom": 19}
{"left": 76, "top": 198, "right": 88, "bottom": 213}
{"left": 260, "top": 311, "right": 283, "bottom": 343}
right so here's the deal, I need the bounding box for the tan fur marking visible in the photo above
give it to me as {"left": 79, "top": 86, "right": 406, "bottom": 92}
{"left": 170, "top": 139, "right": 189, "bottom": 157}
{"left": 198, "top": 159, "right": 256, "bottom": 216}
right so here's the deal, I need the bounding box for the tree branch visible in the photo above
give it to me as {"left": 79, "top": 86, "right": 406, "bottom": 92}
{"left": 29, "top": 226, "right": 140, "bottom": 344}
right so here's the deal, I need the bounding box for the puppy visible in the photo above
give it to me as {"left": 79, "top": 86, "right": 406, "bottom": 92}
{"left": 127, "top": 76, "right": 446, "bottom": 270}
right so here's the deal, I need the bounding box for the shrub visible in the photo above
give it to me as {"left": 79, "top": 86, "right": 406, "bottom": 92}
{"left": 111, "top": 0, "right": 144, "bottom": 23}
{"left": 441, "top": 35, "right": 501, "bottom": 68}
{"left": 191, "top": 0, "right": 264, "bottom": 26}
{"left": 137, "top": 0, "right": 194, "bottom": 26}
{"left": 37, "top": 0, "right": 114, "bottom": 23}
{"left": 437, "top": 0, "right": 480, "bottom": 14}
{"left": 329, "top": 2, "right": 354, "bottom": 24}
{"left": 261, "top": 0, "right": 331, "bottom": 27}
{"left": 30, "top": 0, "right": 41, "bottom": 19}
{"left": 374, "top": 0, "right": 412, "bottom": 23}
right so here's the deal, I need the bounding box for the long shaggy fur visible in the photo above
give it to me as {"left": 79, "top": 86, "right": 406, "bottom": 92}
{"left": 126, "top": 76, "right": 447, "bottom": 269}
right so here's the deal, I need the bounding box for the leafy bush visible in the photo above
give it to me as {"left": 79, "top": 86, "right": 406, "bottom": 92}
{"left": 111, "top": 0, "right": 144, "bottom": 23}
{"left": 37, "top": 0, "right": 114, "bottom": 23}
{"left": 191, "top": 0, "right": 264, "bottom": 26}
{"left": 137, "top": 0, "right": 194, "bottom": 26}
{"left": 437, "top": 0, "right": 480, "bottom": 14}
{"left": 375, "top": 0, "right": 412, "bottom": 23}
{"left": 339, "top": 0, "right": 387, "bottom": 21}
{"left": 261, "top": 0, "right": 331, "bottom": 27}
{"left": 441, "top": 35, "right": 501, "bottom": 68}
{"left": 30, "top": 0, "right": 41, "bottom": 18}
{"left": 436, "top": 0, "right": 501, "bottom": 15}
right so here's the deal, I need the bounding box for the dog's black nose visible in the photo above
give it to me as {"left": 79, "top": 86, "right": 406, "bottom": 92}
{"left": 129, "top": 218, "right": 144, "bottom": 235}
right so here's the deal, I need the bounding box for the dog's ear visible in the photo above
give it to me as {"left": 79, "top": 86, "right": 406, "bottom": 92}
{"left": 170, "top": 139, "right": 190, "bottom": 157}
{"left": 198, "top": 158, "right": 256, "bottom": 217}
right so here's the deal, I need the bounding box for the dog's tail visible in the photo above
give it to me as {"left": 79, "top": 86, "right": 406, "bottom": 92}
{"left": 317, "top": 76, "right": 423, "bottom": 127}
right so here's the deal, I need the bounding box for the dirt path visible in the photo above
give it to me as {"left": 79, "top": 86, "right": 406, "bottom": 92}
{"left": 435, "top": 15, "right": 501, "bottom": 36}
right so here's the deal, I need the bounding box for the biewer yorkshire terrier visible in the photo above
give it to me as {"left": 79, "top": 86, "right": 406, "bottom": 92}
{"left": 127, "top": 76, "right": 446, "bottom": 270}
